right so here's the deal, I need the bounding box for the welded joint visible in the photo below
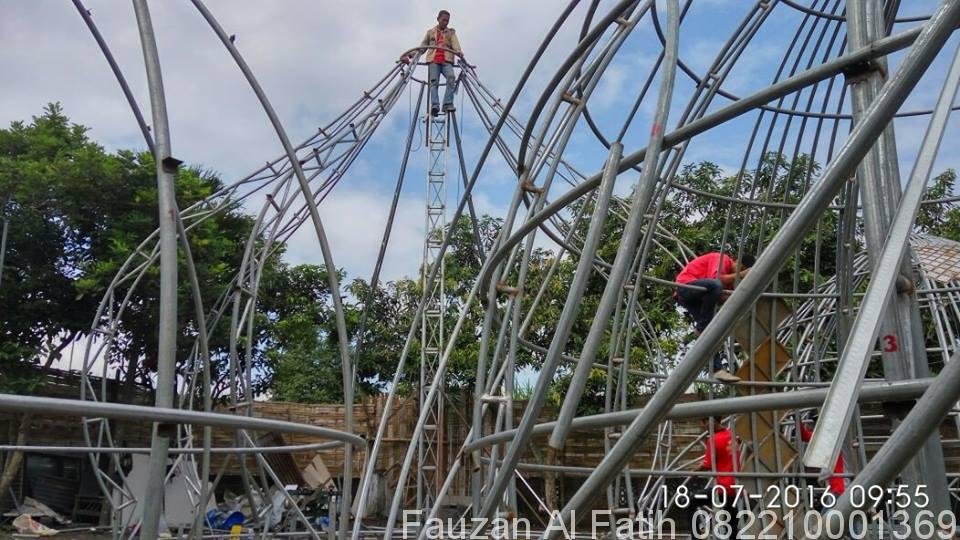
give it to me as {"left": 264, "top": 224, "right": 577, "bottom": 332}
{"left": 520, "top": 180, "right": 544, "bottom": 194}
{"left": 612, "top": 357, "right": 625, "bottom": 365}
{"left": 231, "top": 284, "right": 254, "bottom": 298}
{"left": 623, "top": 284, "right": 635, "bottom": 291}
{"left": 480, "top": 394, "right": 509, "bottom": 404}
{"left": 843, "top": 59, "right": 888, "bottom": 84}
{"left": 496, "top": 282, "right": 521, "bottom": 297}
{"left": 561, "top": 92, "right": 582, "bottom": 106}
{"left": 615, "top": 17, "right": 630, "bottom": 27}
{"left": 759, "top": 1, "right": 771, "bottom": 10}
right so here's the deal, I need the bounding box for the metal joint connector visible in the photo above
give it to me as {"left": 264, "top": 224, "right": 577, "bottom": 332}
{"left": 843, "top": 59, "right": 887, "bottom": 84}
{"left": 520, "top": 180, "right": 544, "bottom": 194}
{"left": 561, "top": 92, "right": 581, "bottom": 105}
{"left": 161, "top": 156, "right": 183, "bottom": 174}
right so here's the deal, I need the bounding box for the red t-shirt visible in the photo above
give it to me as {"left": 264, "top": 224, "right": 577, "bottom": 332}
{"left": 800, "top": 425, "right": 845, "bottom": 494}
{"left": 433, "top": 28, "right": 446, "bottom": 64}
{"left": 703, "top": 428, "right": 739, "bottom": 494}
{"left": 676, "top": 252, "right": 735, "bottom": 285}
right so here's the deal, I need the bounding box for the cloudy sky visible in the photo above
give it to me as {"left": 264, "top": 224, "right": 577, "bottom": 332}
{"left": 4, "top": 0, "right": 958, "bottom": 285}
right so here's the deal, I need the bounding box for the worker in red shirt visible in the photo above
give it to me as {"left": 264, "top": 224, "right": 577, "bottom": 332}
{"left": 674, "top": 251, "right": 755, "bottom": 383}
{"left": 401, "top": 10, "right": 465, "bottom": 117}
{"left": 690, "top": 416, "right": 741, "bottom": 540}
{"left": 799, "top": 417, "right": 846, "bottom": 499}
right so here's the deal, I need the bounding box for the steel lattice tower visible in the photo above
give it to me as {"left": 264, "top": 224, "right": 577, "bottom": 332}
{"left": 418, "top": 109, "right": 449, "bottom": 511}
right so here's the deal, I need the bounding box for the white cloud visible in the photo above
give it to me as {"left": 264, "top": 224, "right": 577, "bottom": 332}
{"left": 283, "top": 188, "right": 424, "bottom": 282}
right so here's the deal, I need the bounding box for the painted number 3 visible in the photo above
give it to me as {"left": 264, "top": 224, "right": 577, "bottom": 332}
{"left": 883, "top": 334, "right": 899, "bottom": 352}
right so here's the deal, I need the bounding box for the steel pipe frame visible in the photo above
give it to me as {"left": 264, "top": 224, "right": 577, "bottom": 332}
{"left": 72, "top": 0, "right": 154, "bottom": 154}
{"left": 481, "top": 456, "right": 860, "bottom": 479}
{"left": 26, "top": 0, "right": 960, "bottom": 532}
{"left": 828, "top": 348, "right": 960, "bottom": 534}
{"left": 804, "top": 0, "right": 953, "bottom": 512}
{"left": 464, "top": 378, "right": 932, "bottom": 453}
{"left": 533, "top": 3, "right": 960, "bottom": 536}
{"left": 383, "top": 69, "right": 631, "bottom": 528}
{"left": 806, "top": 3, "right": 960, "bottom": 473}
{"left": 69, "top": 67, "right": 408, "bottom": 532}
{"left": 475, "top": 3, "right": 655, "bottom": 521}
{"left": 188, "top": 3, "right": 360, "bottom": 532}
{"left": 73, "top": 9, "right": 418, "bottom": 532}
{"left": 355, "top": 2, "right": 587, "bottom": 530}
{"left": 476, "top": 7, "right": 956, "bottom": 510}
{"left": 548, "top": 0, "right": 680, "bottom": 455}
{"left": 129, "top": 2, "right": 179, "bottom": 537}
{"left": 0, "top": 393, "right": 365, "bottom": 447}
{"left": 364, "top": 52, "right": 600, "bottom": 534}
{"left": 476, "top": 20, "right": 931, "bottom": 300}
{"left": 350, "top": 83, "right": 425, "bottom": 526}
{"left": 458, "top": 5, "right": 928, "bottom": 520}
{"left": 75, "top": 66, "right": 409, "bottom": 403}
{"left": 0, "top": 442, "right": 341, "bottom": 454}
{"left": 374, "top": 7, "right": 597, "bottom": 526}
{"left": 463, "top": 2, "right": 647, "bottom": 520}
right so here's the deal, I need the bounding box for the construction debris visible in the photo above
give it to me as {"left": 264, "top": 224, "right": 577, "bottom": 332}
{"left": 12, "top": 513, "right": 58, "bottom": 536}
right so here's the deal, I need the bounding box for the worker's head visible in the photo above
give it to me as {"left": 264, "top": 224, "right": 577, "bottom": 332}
{"left": 437, "top": 10, "right": 451, "bottom": 29}
{"left": 737, "top": 253, "right": 756, "bottom": 270}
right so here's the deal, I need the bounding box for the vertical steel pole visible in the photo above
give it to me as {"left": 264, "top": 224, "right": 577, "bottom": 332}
{"left": 131, "top": 1, "right": 178, "bottom": 538}
{"left": 807, "top": 0, "right": 950, "bottom": 513}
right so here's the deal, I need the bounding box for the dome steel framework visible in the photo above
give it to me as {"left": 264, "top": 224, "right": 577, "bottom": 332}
{"left": 1, "top": 0, "right": 960, "bottom": 538}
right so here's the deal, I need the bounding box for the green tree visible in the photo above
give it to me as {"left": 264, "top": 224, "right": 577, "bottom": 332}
{"left": 916, "top": 169, "right": 960, "bottom": 238}
{"left": 0, "top": 105, "right": 270, "bottom": 492}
